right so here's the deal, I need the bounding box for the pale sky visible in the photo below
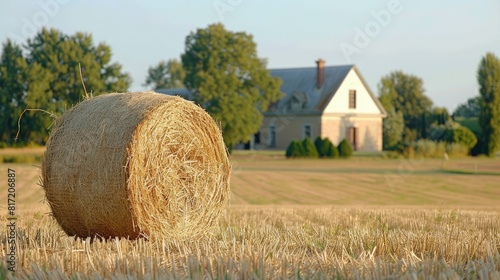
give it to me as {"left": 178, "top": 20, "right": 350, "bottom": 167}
{"left": 1, "top": 0, "right": 499, "bottom": 112}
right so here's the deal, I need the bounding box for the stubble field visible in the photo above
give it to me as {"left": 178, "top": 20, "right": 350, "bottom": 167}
{"left": 0, "top": 148, "right": 499, "bottom": 279}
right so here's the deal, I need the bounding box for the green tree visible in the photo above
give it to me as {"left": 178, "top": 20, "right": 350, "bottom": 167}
{"left": 453, "top": 96, "right": 480, "bottom": 118}
{"left": 144, "top": 59, "right": 186, "bottom": 90}
{"left": 25, "top": 28, "right": 131, "bottom": 110}
{"left": 181, "top": 23, "right": 283, "bottom": 148}
{"left": 0, "top": 40, "right": 52, "bottom": 145}
{"left": 19, "top": 53, "right": 53, "bottom": 144}
{"left": 378, "top": 71, "right": 433, "bottom": 142}
{"left": 0, "top": 40, "right": 27, "bottom": 144}
{"left": 431, "top": 107, "right": 450, "bottom": 125}
{"left": 0, "top": 28, "right": 131, "bottom": 145}
{"left": 477, "top": 52, "right": 500, "bottom": 157}
{"left": 302, "top": 137, "right": 319, "bottom": 158}
{"left": 383, "top": 108, "right": 404, "bottom": 149}
{"left": 338, "top": 139, "right": 353, "bottom": 158}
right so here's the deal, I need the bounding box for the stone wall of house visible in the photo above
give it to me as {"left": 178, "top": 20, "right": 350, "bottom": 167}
{"left": 355, "top": 117, "right": 383, "bottom": 151}
{"left": 259, "top": 115, "right": 322, "bottom": 150}
{"left": 259, "top": 114, "right": 382, "bottom": 151}
{"left": 321, "top": 115, "right": 382, "bottom": 151}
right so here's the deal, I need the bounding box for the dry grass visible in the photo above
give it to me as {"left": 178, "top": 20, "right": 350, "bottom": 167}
{"left": 1, "top": 208, "right": 499, "bottom": 279}
{"left": 1, "top": 153, "right": 499, "bottom": 278}
{"left": 0, "top": 147, "right": 45, "bottom": 156}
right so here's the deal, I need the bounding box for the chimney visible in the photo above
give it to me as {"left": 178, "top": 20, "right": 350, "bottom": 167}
{"left": 316, "top": 58, "right": 325, "bottom": 89}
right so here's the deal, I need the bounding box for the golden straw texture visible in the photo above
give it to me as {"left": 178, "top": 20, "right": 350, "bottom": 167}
{"left": 41, "top": 92, "right": 231, "bottom": 240}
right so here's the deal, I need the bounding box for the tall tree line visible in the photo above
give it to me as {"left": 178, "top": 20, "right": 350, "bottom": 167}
{"left": 379, "top": 52, "right": 500, "bottom": 157}
{"left": 0, "top": 28, "right": 131, "bottom": 145}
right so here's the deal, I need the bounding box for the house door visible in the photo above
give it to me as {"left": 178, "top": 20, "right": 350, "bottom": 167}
{"left": 347, "top": 127, "right": 357, "bottom": 151}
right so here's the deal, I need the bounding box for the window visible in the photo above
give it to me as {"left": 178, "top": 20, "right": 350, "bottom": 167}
{"left": 349, "top": 90, "right": 356, "bottom": 109}
{"left": 269, "top": 125, "right": 276, "bottom": 147}
{"left": 303, "top": 125, "right": 312, "bottom": 139}
{"left": 287, "top": 92, "right": 308, "bottom": 111}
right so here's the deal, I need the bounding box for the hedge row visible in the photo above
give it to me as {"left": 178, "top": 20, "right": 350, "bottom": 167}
{"left": 286, "top": 137, "right": 352, "bottom": 159}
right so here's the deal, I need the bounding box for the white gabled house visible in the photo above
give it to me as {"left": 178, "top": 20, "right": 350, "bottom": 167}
{"left": 256, "top": 59, "right": 386, "bottom": 151}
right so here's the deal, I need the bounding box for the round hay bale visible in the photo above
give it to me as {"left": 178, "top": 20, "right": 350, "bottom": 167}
{"left": 41, "top": 92, "right": 231, "bottom": 239}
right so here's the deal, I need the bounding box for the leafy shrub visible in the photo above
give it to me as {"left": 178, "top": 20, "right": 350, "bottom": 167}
{"left": 429, "top": 121, "right": 477, "bottom": 153}
{"left": 402, "top": 145, "right": 416, "bottom": 158}
{"left": 412, "top": 139, "right": 446, "bottom": 158}
{"left": 382, "top": 151, "right": 401, "bottom": 159}
{"left": 314, "top": 136, "right": 338, "bottom": 158}
{"left": 446, "top": 143, "right": 468, "bottom": 158}
{"left": 449, "top": 126, "right": 477, "bottom": 149}
{"left": 285, "top": 142, "right": 294, "bottom": 158}
{"left": 314, "top": 136, "right": 328, "bottom": 157}
{"left": 325, "top": 139, "right": 339, "bottom": 158}
{"left": 337, "top": 139, "right": 353, "bottom": 158}
{"left": 385, "top": 142, "right": 405, "bottom": 153}
{"left": 297, "top": 141, "right": 306, "bottom": 157}
{"left": 402, "top": 140, "right": 469, "bottom": 159}
{"left": 413, "top": 139, "right": 436, "bottom": 157}
{"left": 285, "top": 140, "right": 305, "bottom": 158}
{"left": 302, "top": 137, "right": 319, "bottom": 158}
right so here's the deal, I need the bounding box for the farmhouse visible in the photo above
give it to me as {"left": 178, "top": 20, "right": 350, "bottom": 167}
{"left": 257, "top": 60, "right": 386, "bottom": 151}
{"left": 158, "top": 59, "right": 386, "bottom": 152}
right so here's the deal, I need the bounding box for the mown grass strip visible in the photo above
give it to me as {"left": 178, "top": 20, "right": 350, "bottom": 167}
{"left": 441, "top": 168, "right": 500, "bottom": 176}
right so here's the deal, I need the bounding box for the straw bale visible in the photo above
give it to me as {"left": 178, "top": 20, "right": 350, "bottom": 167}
{"left": 41, "top": 92, "right": 231, "bottom": 239}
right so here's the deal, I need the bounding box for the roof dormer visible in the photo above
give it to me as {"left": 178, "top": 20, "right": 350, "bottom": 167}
{"left": 286, "top": 91, "right": 309, "bottom": 110}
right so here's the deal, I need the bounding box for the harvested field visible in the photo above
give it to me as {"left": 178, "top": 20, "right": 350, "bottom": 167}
{"left": 230, "top": 154, "right": 500, "bottom": 207}
{"left": 0, "top": 207, "right": 499, "bottom": 279}
{"left": 0, "top": 151, "right": 499, "bottom": 278}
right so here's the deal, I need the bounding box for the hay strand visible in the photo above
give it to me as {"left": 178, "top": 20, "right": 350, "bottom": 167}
{"left": 78, "top": 63, "right": 92, "bottom": 100}
{"left": 15, "top": 109, "right": 57, "bottom": 142}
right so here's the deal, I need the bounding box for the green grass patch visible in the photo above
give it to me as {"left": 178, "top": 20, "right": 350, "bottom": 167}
{"left": 0, "top": 154, "right": 42, "bottom": 164}
{"left": 352, "top": 151, "right": 384, "bottom": 158}
{"left": 441, "top": 168, "right": 500, "bottom": 176}
{"left": 231, "top": 149, "right": 285, "bottom": 157}
{"left": 0, "top": 147, "right": 44, "bottom": 163}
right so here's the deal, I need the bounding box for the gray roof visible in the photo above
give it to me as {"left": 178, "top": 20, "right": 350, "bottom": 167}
{"left": 268, "top": 65, "right": 353, "bottom": 113}
{"left": 156, "top": 64, "right": 386, "bottom": 116}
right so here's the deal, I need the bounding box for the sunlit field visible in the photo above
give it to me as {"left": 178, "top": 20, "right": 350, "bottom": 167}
{"left": 1, "top": 148, "right": 499, "bottom": 279}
